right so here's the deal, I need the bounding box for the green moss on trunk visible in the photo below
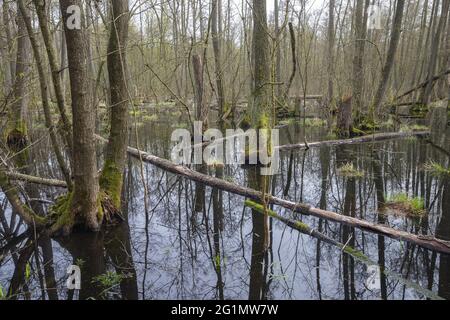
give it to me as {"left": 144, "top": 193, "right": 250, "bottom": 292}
{"left": 99, "top": 160, "right": 123, "bottom": 209}
{"left": 49, "top": 193, "right": 76, "bottom": 235}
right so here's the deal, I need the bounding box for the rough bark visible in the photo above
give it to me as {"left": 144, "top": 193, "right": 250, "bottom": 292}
{"left": 352, "top": 0, "right": 366, "bottom": 115}
{"left": 59, "top": 0, "right": 100, "bottom": 233}
{"left": 250, "top": 0, "right": 271, "bottom": 127}
{"left": 211, "top": 0, "right": 225, "bottom": 121}
{"left": 100, "top": 0, "right": 130, "bottom": 209}
{"left": 327, "top": 0, "right": 336, "bottom": 108}
{"left": 373, "top": 0, "right": 406, "bottom": 113}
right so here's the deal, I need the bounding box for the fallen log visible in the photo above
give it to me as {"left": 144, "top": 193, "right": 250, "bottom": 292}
{"left": 194, "top": 130, "right": 429, "bottom": 152}
{"left": 94, "top": 134, "right": 450, "bottom": 255}
{"left": 278, "top": 130, "right": 429, "bottom": 151}
{"left": 289, "top": 95, "right": 323, "bottom": 100}
{"left": 245, "top": 200, "right": 444, "bottom": 300}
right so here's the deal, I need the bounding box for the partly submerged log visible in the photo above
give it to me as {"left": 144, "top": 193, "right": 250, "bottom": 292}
{"left": 94, "top": 134, "right": 450, "bottom": 255}
{"left": 245, "top": 200, "right": 444, "bottom": 300}
{"left": 278, "top": 130, "right": 429, "bottom": 151}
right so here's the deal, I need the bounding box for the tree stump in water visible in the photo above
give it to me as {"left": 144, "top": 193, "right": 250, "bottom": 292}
{"left": 336, "top": 95, "right": 353, "bottom": 138}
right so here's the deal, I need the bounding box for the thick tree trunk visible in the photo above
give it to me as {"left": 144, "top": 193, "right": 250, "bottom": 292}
{"left": 373, "top": 0, "right": 406, "bottom": 114}
{"left": 60, "top": 0, "right": 100, "bottom": 233}
{"left": 352, "top": 0, "right": 365, "bottom": 116}
{"left": 251, "top": 0, "right": 271, "bottom": 127}
{"left": 192, "top": 54, "right": 208, "bottom": 213}
{"left": 211, "top": 0, "right": 225, "bottom": 121}
{"left": 100, "top": 0, "right": 130, "bottom": 210}
{"left": 327, "top": 0, "right": 335, "bottom": 110}
{"left": 249, "top": 0, "right": 272, "bottom": 299}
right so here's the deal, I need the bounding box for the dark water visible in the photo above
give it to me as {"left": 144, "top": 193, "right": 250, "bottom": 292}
{"left": 1, "top": 113, "right": 449, "bottom": 300}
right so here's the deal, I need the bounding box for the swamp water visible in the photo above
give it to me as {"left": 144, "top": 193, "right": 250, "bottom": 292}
{"left": 1, "top": 114, "right": 449, "bottom": 300}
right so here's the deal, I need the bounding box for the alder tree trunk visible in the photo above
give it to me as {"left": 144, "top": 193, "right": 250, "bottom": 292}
{"left": 373, "top": 0, "right": 405, "bottom": 114}
{"left": 100, "top": 0, "right": 130, "bottom": 211}
{"left": 60, "top": 0, "right": 100, "bottom": 233}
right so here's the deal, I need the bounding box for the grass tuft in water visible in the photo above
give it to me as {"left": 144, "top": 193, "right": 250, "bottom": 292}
{"left": 93, "top": 271, "right": 127, "bottom": 288}
{"left": 386, "top": 193, "right": 426, "bottom": 216}
{"left": 337, "top": 163, "right": 364, "bottom": 178}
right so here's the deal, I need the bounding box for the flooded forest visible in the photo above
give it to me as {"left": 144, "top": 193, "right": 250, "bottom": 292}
{"left": 0, "top": 0, "right": 450, "bottom": 301}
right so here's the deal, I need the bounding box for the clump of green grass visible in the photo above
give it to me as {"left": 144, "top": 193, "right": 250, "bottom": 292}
{"left": 386, "top": 193, "right": 426, "bottom": 216}
{"left": 424, "top": 161, "right": 450, "bottom": 178}
{"left": 92, "top": 271, "right": 130, "bottom": 299}
{"left": 337, "top": 163, "right": 364, "bottom": 178}
{"left": 93, "top": 271, "right": 128, "bottom": 288}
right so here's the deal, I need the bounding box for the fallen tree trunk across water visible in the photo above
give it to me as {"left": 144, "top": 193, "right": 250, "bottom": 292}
{"left": 278, "top": 130, "right": 429, "bottom": 151}
{"left": 94, "top": 133, "right": 450, "bottom": 255}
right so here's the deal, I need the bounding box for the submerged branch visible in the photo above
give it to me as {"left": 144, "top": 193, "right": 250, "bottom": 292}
{"left": 245, "top": 200, "right": 444, "bottom": 300}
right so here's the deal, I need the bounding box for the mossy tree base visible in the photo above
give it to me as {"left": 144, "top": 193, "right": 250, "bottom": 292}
{"left": 49, "top": 191, "right": 123, "bottom": 236}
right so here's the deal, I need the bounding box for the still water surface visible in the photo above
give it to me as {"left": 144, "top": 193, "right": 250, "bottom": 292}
{"left": 1, "top": 115, "right": 449, "bottom": 300}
